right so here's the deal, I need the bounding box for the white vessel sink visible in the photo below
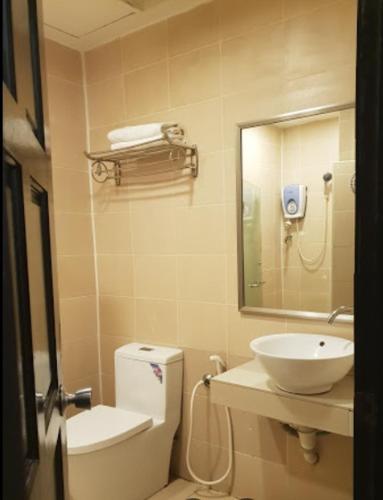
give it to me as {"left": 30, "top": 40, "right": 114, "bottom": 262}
{"left": 250, "top": 334, "right": 354, "bottom": 395}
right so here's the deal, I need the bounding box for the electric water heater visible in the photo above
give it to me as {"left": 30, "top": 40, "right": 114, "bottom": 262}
{"left": 281, "top": 184, "right": 307, "bottom": 219}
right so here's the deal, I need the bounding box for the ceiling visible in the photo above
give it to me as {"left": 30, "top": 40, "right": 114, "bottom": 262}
{"left": 42, "top": 0, "right": 209, "bottom": 52}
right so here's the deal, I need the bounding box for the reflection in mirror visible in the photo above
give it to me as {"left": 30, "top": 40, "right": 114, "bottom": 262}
{"left": 239, "top": 106, "right": 355, "bottom": 315}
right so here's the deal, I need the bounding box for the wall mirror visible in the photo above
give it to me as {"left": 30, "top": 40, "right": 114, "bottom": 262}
{"left": 237, "top": 104, "right": 355, "bottom": 322}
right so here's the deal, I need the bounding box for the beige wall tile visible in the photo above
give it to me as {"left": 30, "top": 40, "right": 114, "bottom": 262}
{"left": 284, "top": 1, "right": 356, "bottom": 81}
{"left": 62, "top": 336, "right": 99, "bottom": 381}
{"left": 182, "top": 347, "right": 227, "bottom": 393}
{"left": 333, "top": 280, "right": 354, "bottom": 307}
{"left": 97, "top": 255, "right": 134, "bottom": 296}
{"left": 102, "top": 372, "right": 115, "bottom": 406}
{"left": 284, "top": 318, "right": 353, "bottom": 340}
{"left": 226, "top": 254, "right": 239, "bottom": 306}
{"left": 223, "top": 149, "right": 237, "bottom": 203}
{"left": 177, "top": 255, "right": 226, "bottom": 303}
{"left": 225, "top": 203, "right": 237, "bottom": 255}
{"left": 124, "top": 62, "right": 169, "bottom": 118}
{"left": 287, "top": 433, "right": 353, "bottom": 500}
{"left": 222, "top": 79, "right": 285, "bottom": 149}
{"left": 178, "top": 301, "right": 227, "bottom": 351}
{"left": 227, "top": 306, "right": 286, "bottom": 357}
{"left": 55, "top": 213, "right": 94, "bottom": 256}
{"left": 230, "top": 411, "right": 287, "bottom": 463}
{"left": 283, "top": 64, "right": 356, "bottom": 114}
{"left": 99, "top": 295, "right": 135, "bottom": 337}
{"left": 91, "top": 181, "right": 133, "bottom": 214}
{"left": 94, "top": 213, "right": 132, "bottom": 254}
{"left": 130, "top": 206, "right": 177, "bottom": 255}
{"left": 135, "top": 299, "right": 178, "bottom": 344}
{"left": 134, "top": 255, "right": 177, "bottom": 299}
{"left": 60, "top": 296, "right": 97, "bottom": 344}
{"left": 52, "top": 169, "right": 91, "bottom": 213}
{"left": 121, "top": 21, "right": 168, "bottom": 72}
{"left": 100, "top": 335, "right": 133, "bottom": 375}
{"left": 87, "top": 76, "right": 125, "bottom": 127}
{"left": 187, "top": 152, "right": 225, "bottom": 206}
{"left": 169, "top": 45, "right": 220, "bottom": 107}
{"left": 180, "top": 391, "right": 227, "bottom": 447}
{"left": 175, "top": 205, "right": 226, "bottom": 254}
{"left": 300, "top": 291, "right": 330, "bottom": 312}
{"left": 222, "top": 23, "right": 284, "bottom": 95}
{"left": 167, "top": 99, "right": 223, "bottom": 154}
{"left": 230, "top": 451, "right": 289, "bottom": 500}
{"left": 219, "top": 0, "right": 283, "bottom": 40}
{"left": 334, "top": 174, "right": 356, "bottom": 211}
{"left": 57, "top": 255, "right": 96, "bottom": 298}
{"left": 47, "top": 76, "right": 87, "bottom": 170}
{"left": 85, "top": 39, "right": 122, "bottom": 84}
{"left": 333, "top": 211, "right": 355, "bottom": 248}
{"left": 333, "top": 247, "right": 355, "bottom": 282}
{"left": 45, "top": 39, "right": 82, "bottom": 84}
{"left": 173, "top": 438, "right": 233, "bottom": 488}
{"left": 168, "top": 2, "right": 219, "bottom": 56}
{"left": 283, "top": 0, "right": 337, "bottom": 20}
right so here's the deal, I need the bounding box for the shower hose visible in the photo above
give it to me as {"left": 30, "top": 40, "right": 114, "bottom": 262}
{"left": 295, "top": 192, "right": 329, "bottom": 268}
{"left": 186, "top": 379, "right": 233, "bottom": 486}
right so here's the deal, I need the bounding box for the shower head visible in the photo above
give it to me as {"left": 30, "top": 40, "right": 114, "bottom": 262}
{"left": 323, "top": 172, "right": 332, "bottom": 183}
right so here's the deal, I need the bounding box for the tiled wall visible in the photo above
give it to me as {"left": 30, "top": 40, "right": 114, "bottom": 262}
{"left": 81, "top": 0, "right": 356, "bottom": 498}
{"left": 46, "top": 0, "right": 357, "bottom": 498}
{"left": 45, "top": 40, "right": 100, "bottom": 411}
{"left": 332, "top": 108, "right": 356, "bottom": 308}
{"left": 282, "top": 118, "right": 339, "bottom": 312}
{"left": 242, "top": 125, "right": 283, "bottom": 308}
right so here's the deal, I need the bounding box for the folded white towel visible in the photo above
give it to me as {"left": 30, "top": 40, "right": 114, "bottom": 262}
{"left": 110, "top": 132, "right": 185, "bottom": 151}
{"left": 107, "top": 123, "right": 178, "bottom": 144}
{"left": 110, "top": 135, "right": 164, "bottom": 150}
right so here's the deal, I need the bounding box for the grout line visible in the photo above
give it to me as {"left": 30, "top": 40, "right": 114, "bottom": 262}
{"left": 120, "top": 38, "right": 138, "bottom": 343}
{"left": 217, "top": 34, "right": 230, "bottom": 362}
{"left": 80, "top": 51, "right": 104, "bottom": 403}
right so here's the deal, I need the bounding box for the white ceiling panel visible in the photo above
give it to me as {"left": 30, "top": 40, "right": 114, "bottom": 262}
{"left": 43, "top": 0, "right": 136, "bottom": 38}
{"left": 42, "top": 0, "right": 209, "bottom": 51}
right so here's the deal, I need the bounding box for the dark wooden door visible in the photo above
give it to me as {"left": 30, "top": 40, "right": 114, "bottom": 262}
{"left": 354, "top": 1, "right": 383, "bottom": 499}
{"left": 3, "top": 1, "right": 91, "bottom": 499}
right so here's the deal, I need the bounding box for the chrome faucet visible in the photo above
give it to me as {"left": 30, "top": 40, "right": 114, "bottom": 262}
{"left": 327, "top": 305, "right": 354, "bottom": 324}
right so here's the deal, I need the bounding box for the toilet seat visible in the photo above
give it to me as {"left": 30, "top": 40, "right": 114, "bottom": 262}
{"left": 67, "top": 405, "right": 152, "bottom": 456}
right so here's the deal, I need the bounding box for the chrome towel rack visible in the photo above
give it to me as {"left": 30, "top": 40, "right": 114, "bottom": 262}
{"left": 84, "top": 131, "right": 198, "bottom": 186}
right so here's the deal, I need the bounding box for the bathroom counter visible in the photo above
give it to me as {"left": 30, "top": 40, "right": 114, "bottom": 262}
{"left": 210, "top": 360, "right": 354, "bottom": 437}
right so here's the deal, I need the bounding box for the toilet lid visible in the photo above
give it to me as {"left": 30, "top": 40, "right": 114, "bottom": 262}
{"left": 67, "top": 405, "right": 153, "bottom": 455}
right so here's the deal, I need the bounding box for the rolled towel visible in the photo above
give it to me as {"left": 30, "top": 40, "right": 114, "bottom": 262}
{"left": 107, "top": 123, "right": 178, "bottom": 144}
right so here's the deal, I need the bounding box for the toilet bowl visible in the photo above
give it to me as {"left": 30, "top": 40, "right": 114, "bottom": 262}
{"left": 66, "top": 343, "right": 183, "bottom": 500}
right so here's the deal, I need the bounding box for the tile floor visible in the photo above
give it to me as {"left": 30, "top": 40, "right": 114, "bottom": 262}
{"left": 149, "top": 479, "right": 238, "bottom": 500}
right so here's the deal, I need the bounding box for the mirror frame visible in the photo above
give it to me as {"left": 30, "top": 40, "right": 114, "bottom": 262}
{"left": 236, "top": 102, "right": 355, "bottom": 323}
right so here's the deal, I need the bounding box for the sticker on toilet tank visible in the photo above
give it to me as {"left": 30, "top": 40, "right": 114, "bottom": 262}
{"left": 150, "top": 363, "right": 163, "bottom": 384}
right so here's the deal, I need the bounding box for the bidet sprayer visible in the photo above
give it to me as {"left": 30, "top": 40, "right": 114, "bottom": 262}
{"left": 209, "top": 355, "right": 226, "bottom": 375}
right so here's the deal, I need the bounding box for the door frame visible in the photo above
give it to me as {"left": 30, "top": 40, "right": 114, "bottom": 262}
{"left": 354, "top": 1, "right": 383, "bottom": 499}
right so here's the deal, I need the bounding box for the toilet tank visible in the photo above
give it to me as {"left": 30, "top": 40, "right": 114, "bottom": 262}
{"left": 115, "top": 343, "right": 183, "bottom": 423}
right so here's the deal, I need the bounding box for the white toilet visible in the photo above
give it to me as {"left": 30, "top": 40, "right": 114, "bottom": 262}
{"left": 66, "top": 343, "right": 183, "bottom": 500}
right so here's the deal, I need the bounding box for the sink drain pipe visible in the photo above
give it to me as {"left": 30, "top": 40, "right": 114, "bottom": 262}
{"left": 295, "top": 426, "right": 319, "bottom": 464}
{"left": 186, "top": 355, "right": 233, "bottom": 486}
{"left": 284, "top": 424, "right": 320, "bottom": 464}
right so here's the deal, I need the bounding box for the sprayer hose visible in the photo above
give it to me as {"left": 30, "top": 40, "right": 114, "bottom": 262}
{"left": 295, "top": 194, "right": 329, "bottom": 267}
{"left": 186, "top": 380, "right": 233, "bottom": 486}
